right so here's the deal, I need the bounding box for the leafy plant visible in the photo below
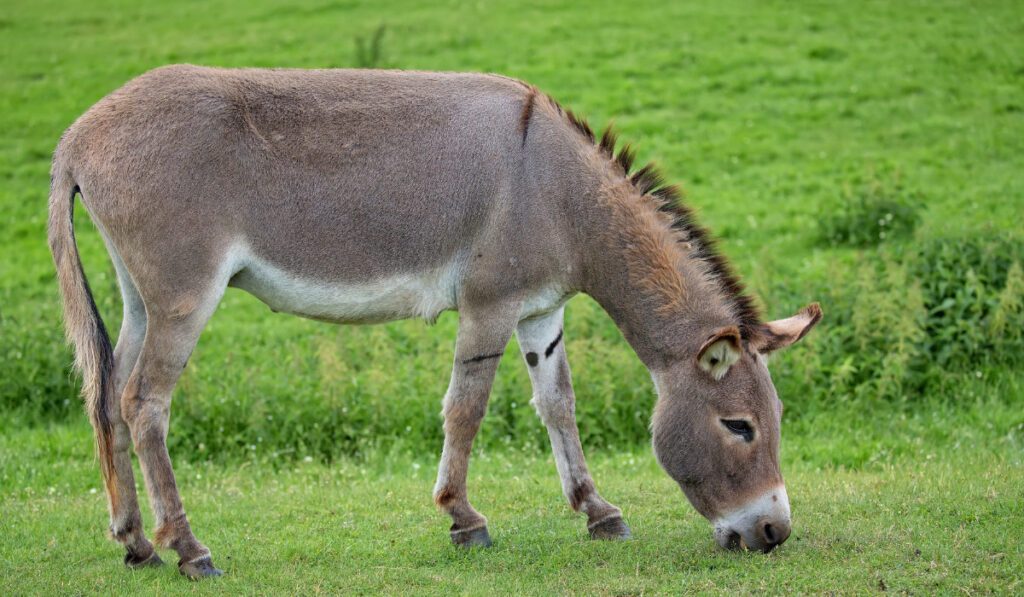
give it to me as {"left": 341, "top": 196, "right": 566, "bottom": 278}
{"left": 819, "top": 168, "right": 920, "bottom": 247}
{"left": 911, "top": 233, "right": 1024, "bottom": 372}
{"left": 774, "top": 231, "right": 1024, "bottom": 413}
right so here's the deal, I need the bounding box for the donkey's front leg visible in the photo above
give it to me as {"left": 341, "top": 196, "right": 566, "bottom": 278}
{"left": 433, "top": 302, "right": 518, "bottom": 548}
{"left": 516, "top": 307, "right": 631, "bottom": 540}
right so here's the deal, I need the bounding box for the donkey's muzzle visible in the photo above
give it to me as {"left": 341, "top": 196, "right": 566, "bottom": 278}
{"left": 713, "top": 486, "right": 792, "bottom": 553}
{"left": 714, "top": 516, "right": 791, "bottom": 553}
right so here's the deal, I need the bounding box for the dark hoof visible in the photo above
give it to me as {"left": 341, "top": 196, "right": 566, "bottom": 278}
{"left": 124, "top": 549, "right": 164, "bottom": 569}
{"left": 588, "top": 516, "right": 633, "bottom": 541}
{"left": 450, "top": 526, "right": 493, "bottom": 548}
{"left": 178, "top": 556, "right": 223, "bottom": 579}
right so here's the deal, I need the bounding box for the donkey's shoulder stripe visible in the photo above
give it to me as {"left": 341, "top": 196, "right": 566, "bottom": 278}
{"left": 520, "top": 88, "right": 536, "bottom": 148}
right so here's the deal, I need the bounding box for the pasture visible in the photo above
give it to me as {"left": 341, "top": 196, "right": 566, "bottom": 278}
{"left": 2, "top": 0, "right": 1022, "bottom": 593}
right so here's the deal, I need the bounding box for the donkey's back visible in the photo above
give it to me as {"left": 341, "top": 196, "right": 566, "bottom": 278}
{"left": 57, "top": 65, "right": 580, "bottom": 324}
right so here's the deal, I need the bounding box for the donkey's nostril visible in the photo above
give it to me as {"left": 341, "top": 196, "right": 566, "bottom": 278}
{"left": 757, "top": 518, "right": 791, "bottom": 552}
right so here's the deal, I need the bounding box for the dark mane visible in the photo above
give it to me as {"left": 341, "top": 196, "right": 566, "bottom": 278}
{"left": 562, "top": 106, "right": 765, "bottom": 338}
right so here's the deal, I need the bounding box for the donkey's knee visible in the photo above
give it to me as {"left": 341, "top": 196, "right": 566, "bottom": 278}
{"left": 441, "top": 394, "right": 488, "bottom": 434}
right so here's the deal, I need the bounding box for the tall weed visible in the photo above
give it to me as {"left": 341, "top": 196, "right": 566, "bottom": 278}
{"left": 849, "top": 259, "right": 926, "bottom": 400}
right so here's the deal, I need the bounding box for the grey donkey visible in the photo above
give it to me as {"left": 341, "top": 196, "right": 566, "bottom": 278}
{"left": 49, "top": 65, "right": 821, "bottom": 578}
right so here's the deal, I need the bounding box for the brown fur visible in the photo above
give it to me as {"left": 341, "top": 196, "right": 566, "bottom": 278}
{"left": 565, "top": 108, "right": 594, "bottom": 141}
{"left": 153, "top": 514, "right": 188, "bottom": 550}
{"left": 433, "top": 487, "right": 457, "bottom": 508}
{"left": 520, "top": 83, "right": 764, "bottom": 341}
{"left": 751, "top": 303, "right": 823, "bottom": 353}
{"left": 568, "top": 479, "right": 595, "bottom": 512}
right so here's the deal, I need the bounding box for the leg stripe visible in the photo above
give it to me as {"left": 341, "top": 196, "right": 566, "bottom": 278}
{"left": 462, "top": 352, "right": 503, "bottom": 364}
{"left": 544, "top": 330, "right": 563, "bottom": 358}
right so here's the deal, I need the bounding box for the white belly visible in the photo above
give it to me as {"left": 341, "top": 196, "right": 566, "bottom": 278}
{"left": 228, "top": 245, "right": 459, "bottom": 324}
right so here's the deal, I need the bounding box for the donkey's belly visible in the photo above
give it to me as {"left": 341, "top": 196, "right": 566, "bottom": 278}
{"left": 229, "top": 248, "right": 459, "bottom": 324}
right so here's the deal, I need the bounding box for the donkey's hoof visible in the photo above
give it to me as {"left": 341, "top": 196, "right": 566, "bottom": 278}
{"left": 588, "top": 516, "right": 632, "bottom": 541}
{"left": 124, "top": 549, "right": 164, "bottom": 569}
{"left": 178, "top": 556, "right": 223, "bottom": 579}
{"left": 450, "top": 526, "right": 493, "bottom": 548}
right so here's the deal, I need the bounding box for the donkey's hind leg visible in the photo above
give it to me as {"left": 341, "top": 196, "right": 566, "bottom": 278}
{"left": 105, "top": 245, "right": 162, "bottom": 568}
{"left": 120, "top": 279, "right": 228, "bottom": 578}
{"left": 515, "top": 307, "right": 631, "bottom": 540}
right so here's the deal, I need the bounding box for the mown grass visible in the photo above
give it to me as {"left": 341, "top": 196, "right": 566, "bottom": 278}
{"left": 2, "top": 0, "right": 1023, "bottom": 592}
{"left": 2, "top": 424, "right": 1022, "bottom": 595}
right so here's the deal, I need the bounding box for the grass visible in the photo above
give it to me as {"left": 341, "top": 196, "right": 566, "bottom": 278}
{"left": 2, "top": 424, "right": 1022, "bottom": 595}
{"left": 1, "top": 0, "right": 1023, "bottom": 592}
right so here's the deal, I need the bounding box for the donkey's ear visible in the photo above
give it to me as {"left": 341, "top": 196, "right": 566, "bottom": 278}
{"left": 752, "top": 303, "right": 823, "bottom": 355}
{"left": 698, "top": 326, "right": 742, "bottom": 380}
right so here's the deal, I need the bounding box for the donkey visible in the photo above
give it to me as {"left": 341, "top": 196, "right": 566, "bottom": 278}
{"left": 49, "top": 65, "right": 821, "bottom": 578}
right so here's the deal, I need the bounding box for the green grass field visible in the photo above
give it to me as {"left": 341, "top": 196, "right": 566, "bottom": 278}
{"left": 2, "top": 0, "right": 1023, "bottom": 593}
{"left": 2, "top": 426, "right": 1021, "bottom": 594}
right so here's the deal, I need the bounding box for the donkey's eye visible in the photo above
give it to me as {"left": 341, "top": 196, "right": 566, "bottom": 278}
{"left": 721, "top": 419, "right": 754, "bottom": 442}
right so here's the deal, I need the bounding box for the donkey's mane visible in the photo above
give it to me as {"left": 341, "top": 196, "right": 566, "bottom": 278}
{"left": 557, "top": 101, "right": 765, "bottom": 338}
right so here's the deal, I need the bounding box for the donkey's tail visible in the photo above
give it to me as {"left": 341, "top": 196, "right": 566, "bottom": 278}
{"left": 47, "top": 156, "right": 119, "bottom": 505}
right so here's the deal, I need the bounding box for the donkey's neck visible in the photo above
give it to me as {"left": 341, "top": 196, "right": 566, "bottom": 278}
{"left": 578, "top": 179, "right": 739, "bottom": 368}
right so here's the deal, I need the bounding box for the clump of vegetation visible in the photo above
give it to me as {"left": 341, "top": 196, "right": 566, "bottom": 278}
{"left": 353, "top": 24, "right": 386, "bottom": 69}
{"left": 818, "top": 169, "right": 920, "bottom": 247}
{"left": 912, "top": 235, "right": 1024, "bottom": 371}
{"left": 990, "top": 261, "right": 1024, "bottom": 342}
{"left": 775, "top": 231, "right": 1024, "bottom": 411}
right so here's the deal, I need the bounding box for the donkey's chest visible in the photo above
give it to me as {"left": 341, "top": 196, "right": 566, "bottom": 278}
{"left": 229, "top": 251, "right": 460, "bottom": 324}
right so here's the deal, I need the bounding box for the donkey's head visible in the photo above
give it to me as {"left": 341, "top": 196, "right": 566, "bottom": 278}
{"left": 650, "top": 303, "right": 821, "bottom": 552}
